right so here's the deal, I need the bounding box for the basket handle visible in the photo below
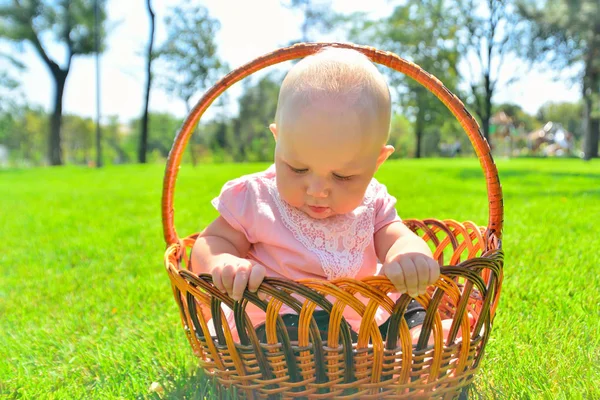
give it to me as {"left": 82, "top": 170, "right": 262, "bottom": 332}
{"left": 162, "top": 42, "right": 503, "bottom": 246}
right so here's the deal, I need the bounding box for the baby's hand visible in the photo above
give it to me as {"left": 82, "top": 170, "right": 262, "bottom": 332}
{"left": 382, "top": 252, "right": 440, "bottom": 297}
{"left": 210, "top": 254, "right": 266, "bottom": 301}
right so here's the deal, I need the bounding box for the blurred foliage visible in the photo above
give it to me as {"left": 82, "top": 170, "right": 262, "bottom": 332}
{"left": 0, "top": 78, "right": 584, "bottom": 167}
{"left": 388, "top": 114, "right": 414, "bottom": 159}
{"left": 0, "top": 0, "right": 596, "bottom": 165}
{"left": 128, "top": 112, "right": 183, "bottom": 161}
{"left": 230, "top": 73, "right": 281, "bottom": 162}
{"left": 0, "top": 103, "right": 46, "bottom": 165}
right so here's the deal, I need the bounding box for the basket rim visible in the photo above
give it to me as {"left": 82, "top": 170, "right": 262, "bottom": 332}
{"left": 161, "top": 42, "right": 504, "bottom": 247}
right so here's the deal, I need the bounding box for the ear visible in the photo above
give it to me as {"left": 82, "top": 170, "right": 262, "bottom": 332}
{"left": 269, "top": 123, "right": 278, "bottom": 140}
{"left": 375, "top": 145, "right": 395, "bottom": 170}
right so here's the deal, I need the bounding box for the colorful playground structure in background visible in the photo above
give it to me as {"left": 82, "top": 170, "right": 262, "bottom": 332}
{"left": 438, "top": 110, "right": 578, "bottom": 159}
{"left": 489, "top": 111, "right": 576, "bottom": 158}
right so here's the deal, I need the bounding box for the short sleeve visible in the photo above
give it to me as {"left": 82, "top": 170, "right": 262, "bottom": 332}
{"left": 211, "top": 178, "right": 258, "bottom": 243}
{"left": 373, "top": 183, "right": 402, "bottom": 233}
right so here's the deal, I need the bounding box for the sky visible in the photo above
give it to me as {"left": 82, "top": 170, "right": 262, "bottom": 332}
{"left": 1, "top": 0, "right": 583, "bottom": 124}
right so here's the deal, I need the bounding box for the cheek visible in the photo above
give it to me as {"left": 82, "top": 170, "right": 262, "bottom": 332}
{"left": 332, "top": 182, "right": 369, "bottom": 212}
{"left": 276, "top": 174, "right": 304, "bottom": 206}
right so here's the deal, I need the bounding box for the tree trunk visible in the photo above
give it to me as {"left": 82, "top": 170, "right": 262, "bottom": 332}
{"left": 583, "top": 56, "right": 599, "bottom": 160}
{"left": 49, "top": 70, "right": 68, "bottom": 166}
{"left": 139, "top": 0, "right": 155, "bottom": 164}
{"left": 481, "top": 117, "right": 491, "bottom": 147}
{"left": 587, "top": 118, "right": 600, "bottom": 159}
{"left": 583, "top": 19, "right": 600, "bottom": 160}
{"left": 94, "top": 0, "right": 103, "bottom": 168}
{"left": 583, "top": 89, "right": 599, "bottom": 159}
{"left": 415, "top": 106, "right": 424, "bottom": 158}
{"left": 483, "top": 72, "right": 493, "bottom": 148}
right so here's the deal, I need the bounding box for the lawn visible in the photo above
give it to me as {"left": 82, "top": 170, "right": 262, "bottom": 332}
{"left": 1, "top": 158, "right": 599, "bottom": 399}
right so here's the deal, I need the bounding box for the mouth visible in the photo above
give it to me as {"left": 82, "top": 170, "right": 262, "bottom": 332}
{"left": 308, "top": 205, "right": 330, "bottom": 214}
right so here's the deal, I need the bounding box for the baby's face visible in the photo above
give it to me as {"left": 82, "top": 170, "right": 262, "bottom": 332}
{"left": 272, "top": 96, "right": 393, "bottom": 219}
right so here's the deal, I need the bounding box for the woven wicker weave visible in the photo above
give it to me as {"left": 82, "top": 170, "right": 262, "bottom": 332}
{"left": 162, "top": 43, "right": 504, "bottom": 399}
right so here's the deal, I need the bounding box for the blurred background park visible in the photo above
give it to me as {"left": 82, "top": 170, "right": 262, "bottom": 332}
{"left": 1, "top": 1, "right": 600, "bottom": 399}
{"left": 0, "top": 0, "right": 599, "bottom": 167}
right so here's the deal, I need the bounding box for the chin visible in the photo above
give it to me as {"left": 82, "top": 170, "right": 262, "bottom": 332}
{"left": 304, "top": 207, "right": 335, "bottom": 219}
{"left": 309, "top": 212, "right": 333, "bottom": 220}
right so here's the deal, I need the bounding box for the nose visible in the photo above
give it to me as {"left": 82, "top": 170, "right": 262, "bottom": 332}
{"left": 306, "top": 177, "right": 329, "bottom": 198}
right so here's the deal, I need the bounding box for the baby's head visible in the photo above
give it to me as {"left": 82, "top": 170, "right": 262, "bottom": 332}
{"left": 270, "top": 47, "right": 394, "bottom": 219}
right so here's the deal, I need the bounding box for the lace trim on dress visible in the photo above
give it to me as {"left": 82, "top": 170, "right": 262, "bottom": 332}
{"left": 264, "top": 178, "right": 378, "bottom": 280}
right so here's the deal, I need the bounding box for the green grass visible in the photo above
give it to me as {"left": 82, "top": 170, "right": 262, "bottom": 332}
{"left": 1, "top": 158, "right": 599, "bottom": 399}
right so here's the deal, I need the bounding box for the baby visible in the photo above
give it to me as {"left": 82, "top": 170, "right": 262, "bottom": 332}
{"left": 191, "top": 47, "right": 440, "bottom": 342}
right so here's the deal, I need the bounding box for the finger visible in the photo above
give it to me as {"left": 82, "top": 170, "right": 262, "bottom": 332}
{"left": 231, "top": 265, "right": 249, "bottom": 301}
{"left": 429, "top": 259, "right": 441, "bottom": 285}
{"left": 212, "top": 267, "right": 226, "bottom": 293}
{"left": 220, "top": 264, "right": 235, "bottom": 297}
{"left": 414, "top": 256, "right": 431, "bottom": 295}
{"left": 247, "top": 264, "right": 266, "bottom": 293}
{"left": 401, "top": 258, "right": 419, "bottom": 297}
{"left": 384, "top": 263, "right": 407, "bottom": 294}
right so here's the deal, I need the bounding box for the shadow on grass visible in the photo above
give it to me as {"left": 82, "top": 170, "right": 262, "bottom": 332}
{"left": 453, "top": 168, "right": 600, "bottom": 182}
{"left": 504, "top": 189, "right": 600, "bottom": 200}
{"left": 447, "top": 168, "right": 600, "bottom": 199}
{"left": 145, "top": 368, "right": 499, "bottom": 400}
{"left": 144, "top": 367, "right": 239, "bottom": 400}
{"left": 462, "top": 381, "right": 511, "bottom": 400}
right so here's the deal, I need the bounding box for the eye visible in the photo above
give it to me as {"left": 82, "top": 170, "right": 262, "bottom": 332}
{"left": 333, "top": 173, "right": 353, "bottom": 181}
{"left": 288, "top": 164, "right": 308, "bottom": 174}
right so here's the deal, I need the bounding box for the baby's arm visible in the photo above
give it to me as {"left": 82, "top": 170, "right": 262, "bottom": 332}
{"left": 191, "top": 216, "right": 266, "bottom": 301}
{"left": 375, "top": 222, "right": 440, "bottom": 297}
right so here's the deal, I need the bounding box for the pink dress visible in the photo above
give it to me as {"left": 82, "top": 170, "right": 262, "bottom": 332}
{"left": 210, "top": 165, "right": 401, "bottom": 338}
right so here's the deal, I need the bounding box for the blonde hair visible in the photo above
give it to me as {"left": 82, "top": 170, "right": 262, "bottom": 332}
{"left": 275, "top": 48, "right": 391, "bottom": 141}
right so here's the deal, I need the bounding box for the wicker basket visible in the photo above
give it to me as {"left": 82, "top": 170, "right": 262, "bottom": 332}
{"left": 162, "top": 42, "right": 504, "bottom": 399}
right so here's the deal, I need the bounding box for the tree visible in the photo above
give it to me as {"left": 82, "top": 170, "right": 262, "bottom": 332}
{"left": 517, "top": 0, "right": 600, "bottom": 159}
{"left": 129, "top": 112, "right": 183, "bottom": 161}
{"left": 0, "top": 51, "right": 25, "bottom": 92}
{"left": 458, "top": 0, "right": 523, "bottom": 148}
{"left": 104, "top": 115, "right": 130, "bottom": 164}
{"left": 282, "top": 0, "right": 334, "bottom": 43}
{"left": 0, "top": 0, "right": 108, "bottom": 165}
{"left": 157, "top": 2, "right": 225, "bottom": 165}
{"left": 201, "top": 94, "right": 233, "bottom": 163}
{"left": 0, "top": 51, "right": 26, "bottom": 154}
{"left": 62, "top": 114, "right": 94, "bottom": 164}
{"left": 387, "top": 114, "right": 415, "bottom": 159}
{"left": 347, "top": 0, "right": 462, "bottom": 158}
{"left": 93, "top": 0, "right": 102, "bottom": 168}
{"left": 232, "top": 73, "right": 281, "bottom": 162}
{"left": 138, "top": 0, "right": 155, "bottom": 164}
{"left": 0, "top": 103, "right": 47, "bottom": 164}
